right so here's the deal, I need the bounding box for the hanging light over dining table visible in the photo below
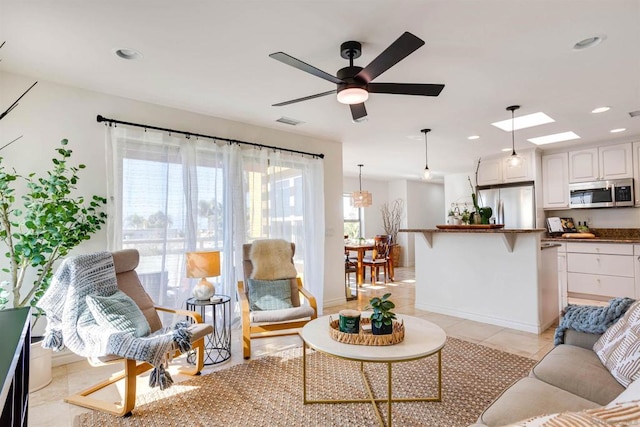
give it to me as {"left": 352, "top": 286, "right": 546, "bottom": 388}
{"left": 352, "top": 164, "right": 372, "bottom": 208}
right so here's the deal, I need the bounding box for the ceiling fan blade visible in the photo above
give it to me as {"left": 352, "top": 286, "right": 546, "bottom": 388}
{"left": 355, "top": 32, "right": 425, "bottom": 83}
{"left": 368, "top": 82, "right": 445, "bottom": 96}
{"left": 350, "top": 103, "right": 367, "bottom": 121}
{"left": 269, "top": 52, "right": 343, "bottom": 85}
{"left": 272, "top": 90, "right": 336, "bottom": 107}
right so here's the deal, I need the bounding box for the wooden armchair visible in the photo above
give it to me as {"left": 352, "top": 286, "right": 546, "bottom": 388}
{"left": 237, "top": 240, "right": 317, "bottom": 359}
{"left": 64, "top": 249, "right": 213, "bottom": 417}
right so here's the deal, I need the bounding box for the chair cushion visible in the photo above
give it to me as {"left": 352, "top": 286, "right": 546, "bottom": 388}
{"left": 531, "top": 344, "right": 624, "bottom": 405}
{"left": 247, "top": 278, "right": 293, "bottom": 311}
{"left": 86, "top": 290, "right": 151, "bottom": 337}
{"left": 594, "top": 300, "right": 640, "bottom": 387}
{"left": 479, "top": 377, "right": 601, "bottom": 426}
{"left": 250, "top": 305, "right": 315, "bottom": 323}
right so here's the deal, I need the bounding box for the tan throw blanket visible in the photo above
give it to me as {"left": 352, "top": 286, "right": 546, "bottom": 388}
{"left": 250, "top": 239, "right": 297, "bottom": 280}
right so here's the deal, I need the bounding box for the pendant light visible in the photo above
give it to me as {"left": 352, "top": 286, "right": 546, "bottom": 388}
{"left": 421, "top": 128, "right": 432, "bottom": 180}
{"left": 352, "top": 164, "right": 372, "bottom": 208}
{"left": 506, "top": 105, "right": 522, "bottom": 168}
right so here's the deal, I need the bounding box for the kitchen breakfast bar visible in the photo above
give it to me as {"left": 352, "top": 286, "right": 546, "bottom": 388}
{"left": 401, "top": 227, "right": 559, "bottom": 334}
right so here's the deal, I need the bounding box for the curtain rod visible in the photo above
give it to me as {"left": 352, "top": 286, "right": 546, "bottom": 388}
{"left": 96, "top": 115, "right": 324, "bottom": 159}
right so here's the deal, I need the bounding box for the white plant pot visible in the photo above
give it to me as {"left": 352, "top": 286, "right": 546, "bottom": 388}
{"left": 29, "top": 337, "right": 52, "bottom": 392}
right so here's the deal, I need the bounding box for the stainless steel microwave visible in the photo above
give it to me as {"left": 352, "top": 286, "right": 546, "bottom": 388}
{"left": 569, "top": 178, "right": 634, "bottom": 208}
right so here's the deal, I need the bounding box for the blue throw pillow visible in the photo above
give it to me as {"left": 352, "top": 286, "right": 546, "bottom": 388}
{"left": 247, "top": 278, "right": 293, "bottom": 311}
{"left": 86, "top": 290, "right": 151, "bottom": 337}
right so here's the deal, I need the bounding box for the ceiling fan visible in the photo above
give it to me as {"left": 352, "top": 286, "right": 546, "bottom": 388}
{"left": 269, "top": 32, "right": 445, "bottom": 122}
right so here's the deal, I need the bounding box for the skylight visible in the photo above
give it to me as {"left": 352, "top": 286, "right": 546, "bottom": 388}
{"left": 527, "top": 131, "right": 580, "bottom": 145}
{"left": 491, "top": 112, "right": 555, "bottom": 131}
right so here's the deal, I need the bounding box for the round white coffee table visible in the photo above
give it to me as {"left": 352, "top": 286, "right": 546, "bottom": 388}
{"left": 299, "top": 314, "right": 447, "bottom": 427}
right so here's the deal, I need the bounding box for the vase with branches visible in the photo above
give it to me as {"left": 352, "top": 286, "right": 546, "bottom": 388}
{"left": 380, "top": 198, "right": 404, "bottom": 244}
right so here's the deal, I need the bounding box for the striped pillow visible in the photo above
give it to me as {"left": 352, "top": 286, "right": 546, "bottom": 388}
{"left": 594, "top": 301, "right": 640, "bottom": 387}
{"left": 247, "top": 278, "right": 293, "bottom": 311}
{"left": 86, "top": 290, "right": 151, "bottom": 337}
{"left": 508, "top": 400, "right": 640, "bottom": 426}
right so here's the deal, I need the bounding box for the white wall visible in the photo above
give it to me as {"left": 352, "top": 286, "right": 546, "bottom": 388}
{"left": 0, "top": 71, "right": 346, "bottom": 308}
{"left": 404, "top": 180, "right": 445, "bottom": 266}
{"left": 343, "top": 176, "right": 388, "bottom": 237}
{"left": 444, "top": 173, "right": 475, "bottom": 219}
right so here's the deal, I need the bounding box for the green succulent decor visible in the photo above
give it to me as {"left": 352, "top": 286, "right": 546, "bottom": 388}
{"left": 0, "top": 139, "right": 107, "bottom": 325}
{"left": 365, "top": 293, "right": 397, "bottom": 333}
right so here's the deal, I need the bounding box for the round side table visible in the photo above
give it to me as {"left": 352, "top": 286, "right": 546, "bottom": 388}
{"left": 185, "top": 295, "right": 231, "bottom": 365}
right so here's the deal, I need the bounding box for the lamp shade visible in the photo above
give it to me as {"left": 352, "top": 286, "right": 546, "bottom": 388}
{"left": 186, "top": 251, "right": 221, "bottom": 278}
{"left": 186, "top": 251, "right": 220, "bottom": 300}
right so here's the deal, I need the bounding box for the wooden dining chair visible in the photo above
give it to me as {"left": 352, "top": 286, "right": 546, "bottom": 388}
{"left": 362, "top": 235, "right": 392, "bottom": 283}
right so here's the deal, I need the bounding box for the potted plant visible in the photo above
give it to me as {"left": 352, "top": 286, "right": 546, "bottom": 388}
{"left": 0, "top": 139, "right": 107, "bottom": 391}
{"left": 365, "top": 293, "right": 397, "bottom": 335}
{"left": 381, "top": 199, "right": 404, "bottom": 266}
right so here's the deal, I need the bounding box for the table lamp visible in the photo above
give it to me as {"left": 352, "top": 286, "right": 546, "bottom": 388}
{"left": 186, "top": 251, "right": 221, "bottom": 300}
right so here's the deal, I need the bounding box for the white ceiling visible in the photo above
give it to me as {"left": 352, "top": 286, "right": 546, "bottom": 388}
{"left": 1, "top": 0, "right": 639, "bottom": 180}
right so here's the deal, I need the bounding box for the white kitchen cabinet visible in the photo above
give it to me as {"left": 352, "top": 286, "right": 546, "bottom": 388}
{"left": 566, "top": 242, "right": 635, "bottom": 300}
{"left": 569, "top": 143, "right": 632, "bottom": 183}
{"left": 477, "top": 150, "right": 536, "bottom": 186}
{"left": 542, "top": 152, "right": 569, "bottom": 209}
{"left": 477, "top": 157, "right": 503, "bottom": 186}
{"left": 632, "top": 141, "right": 640, "bottom": 206}
{"left": 557, "top": 243, "right": 567, "bottom": 312}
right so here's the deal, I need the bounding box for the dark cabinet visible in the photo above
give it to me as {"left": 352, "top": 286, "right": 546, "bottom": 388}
{"left": 0, "top": 307, "right": 30, "bottom": 427}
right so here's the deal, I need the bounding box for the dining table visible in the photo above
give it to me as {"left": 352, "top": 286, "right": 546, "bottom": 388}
{"left": 345, "top": 241, "right": 372, "bottom": 285}
{"left": 344, "top": 241, "right": 395, "bottom": 285}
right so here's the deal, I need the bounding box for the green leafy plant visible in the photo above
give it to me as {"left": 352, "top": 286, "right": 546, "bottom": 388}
{"left": 0, "top": 139, "right": 107, "bottom": 325}
{"left": 365, "top": 292, "right": 397, "bottom": 328}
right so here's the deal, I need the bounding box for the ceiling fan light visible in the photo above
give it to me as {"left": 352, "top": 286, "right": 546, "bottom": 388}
{"left": 337, "top": 88, "right": 369, "bottom": 105}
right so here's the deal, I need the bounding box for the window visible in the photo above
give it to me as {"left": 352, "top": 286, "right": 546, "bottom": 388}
{"left": 343, "top": 193, "right": 362, "bottom": 239}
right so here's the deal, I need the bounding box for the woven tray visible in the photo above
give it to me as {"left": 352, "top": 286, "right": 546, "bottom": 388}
{"left": 328, "top": 317, "right": 404, "bottom": 346}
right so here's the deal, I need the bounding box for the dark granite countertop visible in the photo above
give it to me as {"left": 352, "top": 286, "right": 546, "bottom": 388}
{"left": 541, "top": 228, "right": 640, "bottom": 244}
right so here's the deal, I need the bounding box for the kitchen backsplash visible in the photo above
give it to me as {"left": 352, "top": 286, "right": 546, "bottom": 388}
{"left": 546, "top": 207, "right": 640, "bottom": 229}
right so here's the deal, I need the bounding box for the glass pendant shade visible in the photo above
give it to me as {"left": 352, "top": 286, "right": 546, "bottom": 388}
{"left": 421, "top": 128, "right": 432, "bottom": 180}
{"left": 352, "top": 164, "right": 372, "bottom": 207}
{"left": 506, "top": 105, "right": 522, "bottom": 168}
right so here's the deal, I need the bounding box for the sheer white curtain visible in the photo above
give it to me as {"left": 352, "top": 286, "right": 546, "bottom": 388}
{"left": 106, "top": 126, "right": 325, "bottom": 318}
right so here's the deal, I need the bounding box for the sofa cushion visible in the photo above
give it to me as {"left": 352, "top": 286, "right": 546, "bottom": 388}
{"left": 506, "top": 400, "right": 640, "bottom": 426}
{"left": 607, "top": 378, "right": 640, "bottom": 407}
{"left": 594, "top": 300, "right": 640, "bottom": 387}
{"left": 479, "top": 377, "right": 601, "bottom": 426}
{"left": 531, "top": 344, "right": 624, "bottom": 405}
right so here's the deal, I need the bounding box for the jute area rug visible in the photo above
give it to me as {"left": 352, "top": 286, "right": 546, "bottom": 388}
{"left": 76, "top": 337, "right": 535, "bottom": 427}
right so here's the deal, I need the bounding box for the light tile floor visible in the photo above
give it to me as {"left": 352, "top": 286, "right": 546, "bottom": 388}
{"left": 29, "top": 267, "right": 558, "bottom": 426}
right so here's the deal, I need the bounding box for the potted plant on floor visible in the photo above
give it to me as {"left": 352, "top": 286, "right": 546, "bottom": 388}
{"left": 365, "top": 293, "right": 397, "bottom": 335}
{"left": 381, "top": 199, "right": 404, "bottom": 266}
{"left": 0, "top": 139, "right": 107, "bottom": 391}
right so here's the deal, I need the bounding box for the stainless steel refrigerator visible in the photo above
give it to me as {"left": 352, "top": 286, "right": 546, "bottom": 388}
{"left": 477, "top": 182, "right": 536, "bottom": 229}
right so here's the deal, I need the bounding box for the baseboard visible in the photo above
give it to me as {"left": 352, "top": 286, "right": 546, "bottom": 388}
{"left": 323, "top": 296, "right": 347, "bottom": 307}
{"left": 415, "top": 303, "right": 545, "bottom": 334}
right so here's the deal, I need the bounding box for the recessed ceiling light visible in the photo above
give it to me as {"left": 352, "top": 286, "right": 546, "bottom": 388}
{"left": 467, "top": 135, "right": 480, "bottom": 140}
{"left": 114, "top": 48, "right": 143, "bottom": 60}
{"left": 591, "top": 106, "right": 611, "bottom": 114}
{"left": 528, "top": 131, "right": 581, "bottom": 145}
{"left": 573, "top": 36, "right": 605, "bottom": 51}
{"left": 491, "top": 112, "right": 555, "bottom": 131}
{"left": 610, "top": 128, "right": 626, "bottom": 133}
{"left": 501, "top": 148, "right": 512, "bottom": 152}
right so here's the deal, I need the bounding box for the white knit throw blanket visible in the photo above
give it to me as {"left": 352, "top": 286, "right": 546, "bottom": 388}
{"left": 39, "top": 251, "right": 190, "bottom": 389}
